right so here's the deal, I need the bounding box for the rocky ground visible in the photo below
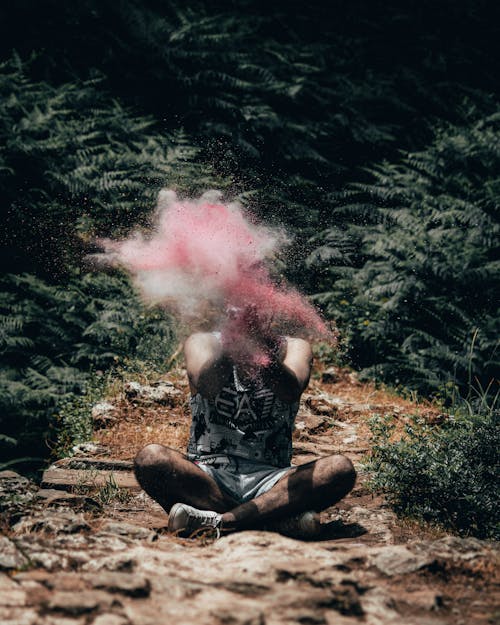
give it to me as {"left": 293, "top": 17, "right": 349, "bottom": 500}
{"left": 1, "top": 367, "right": 498, "bottom": 625}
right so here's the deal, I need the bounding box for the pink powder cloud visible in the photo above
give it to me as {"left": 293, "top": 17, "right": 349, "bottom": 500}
{"left": 97, "top": 189, "right": 333, "bottom": 364}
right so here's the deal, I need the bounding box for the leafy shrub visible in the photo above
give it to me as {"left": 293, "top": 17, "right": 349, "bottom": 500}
{"left": 52, "top": 374, "right": 107, "bottom": 458}
{"left": 0, "top": 55, "right": 224, "bottom": 276}
{"left": 0, "top": 54, "right": 220, "bottom": 468}
{"left": 0, "top": 270, "right": 177, "bottom": 466}
{"left": 3, "top": 2, "right": 496, "bottom": 251}
{"left": 309, "top": 106, "right": 500, "bottom": 395}
{"left": 367, "top": 406, "right": 499, "bottom": 539}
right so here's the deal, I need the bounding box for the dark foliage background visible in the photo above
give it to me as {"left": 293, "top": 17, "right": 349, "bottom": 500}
{"left": 0, "top": 1, "right": 498, "bottom": 495}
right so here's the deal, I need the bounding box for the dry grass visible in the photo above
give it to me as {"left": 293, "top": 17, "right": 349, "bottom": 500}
{"left": 306, "top": 366, "right": 442, "bottom": 444}
{"left": 94, "top": 367, "right": 191, "bottom": 460}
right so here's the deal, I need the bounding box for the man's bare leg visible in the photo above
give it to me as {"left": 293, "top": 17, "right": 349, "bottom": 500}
{"left": 135, "top": 445, "right": 355, "bottom": 530}
{"left": 134, "top": 444, "right": 238, "bottom": 513}
{"left": 221, "top": 455, "right": 356, "bottom": 530}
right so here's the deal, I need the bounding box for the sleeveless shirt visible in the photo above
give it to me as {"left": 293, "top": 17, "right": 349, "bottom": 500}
{"left": 187, "top": 359, "right": 299, "bottom": 468}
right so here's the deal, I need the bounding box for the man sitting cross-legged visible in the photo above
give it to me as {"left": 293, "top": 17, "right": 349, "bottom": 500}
{"left": 134, "top": 328, "right": 356, "bottom": 538}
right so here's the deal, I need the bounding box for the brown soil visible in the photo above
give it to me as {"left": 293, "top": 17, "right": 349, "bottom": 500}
{"left": 1, "top": 365, "right": 498, "bottom": 625}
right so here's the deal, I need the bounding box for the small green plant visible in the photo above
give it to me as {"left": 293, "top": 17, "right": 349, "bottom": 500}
{"left": 53, "top": 375, "right": 107, "bottom": 458}
{"left": 366, "top": 398, "right": 499, "bottom": 539}
{"left": 72, "top": 471, "right": 132, "bottom": 507}
{"left": 94, "top": 473, "right": 132, "bottom": 507}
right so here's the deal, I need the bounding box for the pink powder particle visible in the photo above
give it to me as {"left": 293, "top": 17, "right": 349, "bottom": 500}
{"left": 97, "top": 189, "right": 333, "bottom": 362}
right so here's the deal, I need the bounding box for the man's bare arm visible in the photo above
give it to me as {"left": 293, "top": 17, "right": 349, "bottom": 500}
{"left": 184, "top": 332, "right": 232, "bottom": 398}
{"left": 263, "top": 337, "right": 313, "bottom": 403}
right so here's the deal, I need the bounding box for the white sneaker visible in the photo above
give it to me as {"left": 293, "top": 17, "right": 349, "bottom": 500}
{"left": 267, "top": 511, "right": 321, "bottom": 539}
{"left": 168, "top": 503, "right": 223, "bottom": 538}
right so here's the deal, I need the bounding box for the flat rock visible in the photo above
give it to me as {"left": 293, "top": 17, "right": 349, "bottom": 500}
{"left": 342, "top": 506, "right": 395, "bottom": 544}
{"left": 55, "top": 457, "right": 133, "bottom": 471}
{"left": 0, "top": 588, "right": 26, "bottom": 607}
{"left": 41, "top": 467, "right": 139, "bottom": 491}
{"left": 25, "top": 550, "right": 66, "bottom": 571}
{"left": 44, "top": 618, "right": 87, "bottom": 625}
{"left": 87, "top": 571, "right": 151, "bottom": 597}
{"left": 46, "top": 590, "right": 116, "bottom": 615}
{"left": 124, "top": 380, "right": 182, "bottom": 405}
{"left": 370, "top": 545, "right": 434, "bottom": 576}
{"left": 0, "top": 606, "right": 39, "bottom": 625}
{"left": 99, "top": 521, "right": 154, "bottom": 540}
{"left": 0, "top": 471, "right": 27, "bottom": 481}
{"left": 398, "top": 589, "right": 443, "bottom": 611}
{"left": 321, "top": 366, "right": 340, "bottom": 383}
{"left": 0, "top": 536, "right": 29, "bottom": 570}
{"left": 0, "top": 573, "right": 26, "bottom": 606}
{"left": 0, "top": 472, "right": 39, "bottom": 522}
{"left": 295, "top": 414, "right": 330, "bottom": 434}
{"left": 361, "top": 587, "right": 402, "bottom": 625}
{"left": 13, "top": 510, "right": 90, "bottom": 535}
{"left": 82, "top": 553, "right": 137, "bottom": 573}
{"left": 71, "top": 442, "right": 108, "bottom": 456}
{"left": 0, "top": 571, "right": 22, "bottom": 587}
{"left": 92, "top": 402, "right": 119, "bottom": 429}
{"left": 36, "top": 489, "right": 101, "bottom": 511}
{"left": 91, "top": 615, "right": 129, "bottom": 625}
{"left": 85, "top": 534, "right": 131, "bottom": 551}
{"left": 412, "top": 535, "right": 496, "bottom": 561}
{"left": 304, "top": 395, "right": 339, "bottom": 416}
{"left": 39, "top": 572, "right": 85, "bottom": 593}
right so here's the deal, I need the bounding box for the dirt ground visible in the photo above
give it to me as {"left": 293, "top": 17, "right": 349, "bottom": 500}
{"left": 1, "top": 365, "right": 498, "bottom": 625}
